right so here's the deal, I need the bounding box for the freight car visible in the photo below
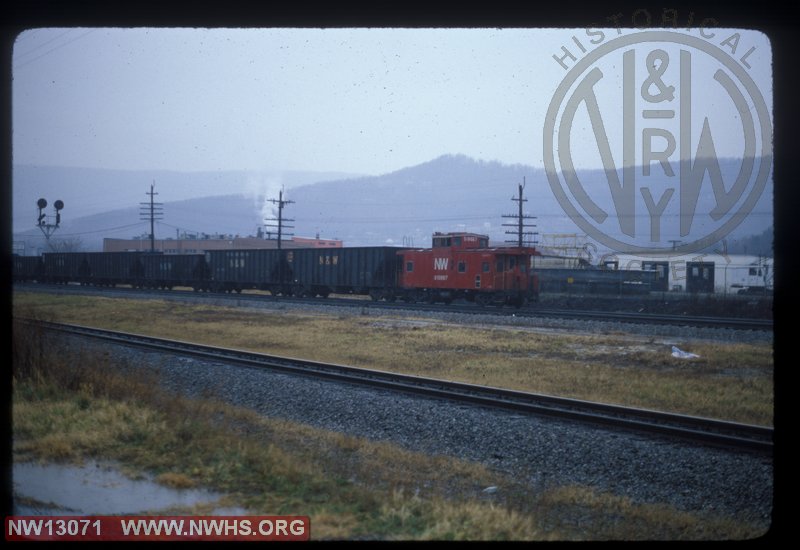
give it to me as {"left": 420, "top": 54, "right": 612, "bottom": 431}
{"left": 13, "top": 231, "right": 542, "bottom": 307}
{"left": 39, "top": 252, "right": 149, "bottom": 286}
{"left": 139, "top": 253, "right": 209, "bottom": 290}
{"left": 12, "top": 255, "right": 44, "bottom": 282}
{"left": 394, "top": 232, "right": 540, "bottom": 306}
{"left": 201, "top": 248, "right": 285, "bottom": 293}
{"left": 200, "top": 246, "right": 401, "bottom": 298}
{"left": 34, "top": 251, "right": 206, "bottom": 290}
{"left": 534, "top": 267, "right": 656, "bottom": 295}
{"left": 285, "top": 247, "right": 400, "bottom": 299}
{"left": 82, "top": 251, "right": 147, "bottom": 286}
{"left": 42, "top": 251, "right": 88, "bottom": 284}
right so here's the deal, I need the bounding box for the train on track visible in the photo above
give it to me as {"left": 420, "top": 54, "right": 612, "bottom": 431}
{"left": 12, "top": 232, "right": 543, "bottom": 307}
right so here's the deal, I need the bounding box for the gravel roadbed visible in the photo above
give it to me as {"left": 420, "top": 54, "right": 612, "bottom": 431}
{"left": 24, "top": 289, "right": 774, "bottom": 533}
{"left": 74, "top": 335, "right": 773, "bottom": 533}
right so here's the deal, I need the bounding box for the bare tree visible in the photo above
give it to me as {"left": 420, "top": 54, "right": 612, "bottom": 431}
{"left": 47, "top": 237, "right": 84, "bottom": 252}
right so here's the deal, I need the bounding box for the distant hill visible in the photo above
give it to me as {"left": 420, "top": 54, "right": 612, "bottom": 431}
{"left": 12, "top": 155, "right": 774, "bottom": 255}
{"left": 12, "top": 165, "right": 360, "bottom": 234}
{"left": 287, "top": 155, "right": 559, "bottom": 247}
{"left": 287, "top": 154, "right": 774, "bottom": 250}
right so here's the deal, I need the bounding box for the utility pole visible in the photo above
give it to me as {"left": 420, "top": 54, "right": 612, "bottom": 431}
{"left": 264, "top": 189, "right": 294, "bottom": 250}
{"left": 502, "top": 179, "right": 538, "bottom": 247}
{"left": 139, "top": 182, "right": 163, "bottom": 253}
{"left": 264, "top": 189, "right": 295, "bottom": 292}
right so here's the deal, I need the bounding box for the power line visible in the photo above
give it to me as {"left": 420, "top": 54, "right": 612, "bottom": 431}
{"left": 40, "top": 222, "right": 146, "bottom": 237}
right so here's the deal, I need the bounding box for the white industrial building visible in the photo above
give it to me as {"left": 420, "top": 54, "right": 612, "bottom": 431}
{"left": 596, "top": 252, "right": 773, "bottom": 295}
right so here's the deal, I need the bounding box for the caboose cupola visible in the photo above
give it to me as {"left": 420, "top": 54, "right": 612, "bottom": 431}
{"left": 431, "top": 232, "right": 489, "bottom": 250}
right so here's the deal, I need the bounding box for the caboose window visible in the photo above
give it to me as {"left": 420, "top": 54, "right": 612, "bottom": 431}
{"left": 454, "top": 236, "right": 462, "bottom": 247}
{"left": 406, "top": 261, "right": 414, "bottom": 272}
{"left": 479, "top": 238, "right": 488, "bottom": 247}
{"left": 482, "top": 262, "right": 490, "bottom": 273}
{"left": 509, "top": 257, "right": 516, "bottom": 269}
{"left": 458, "top": 261, "right": 466, "bottom": 273}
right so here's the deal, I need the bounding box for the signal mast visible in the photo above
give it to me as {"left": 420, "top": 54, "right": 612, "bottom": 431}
{"left": 36, "top": 198, "right": 64, "bottom": 248}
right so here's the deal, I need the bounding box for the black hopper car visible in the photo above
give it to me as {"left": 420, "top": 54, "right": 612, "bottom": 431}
{"left": 13, "top": 248, "right": 403, "bottom": 300}
{"left": 200, "top": 247, "right": 400, "bottom": 298}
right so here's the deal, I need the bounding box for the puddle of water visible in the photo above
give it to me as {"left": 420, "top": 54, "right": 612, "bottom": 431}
{"left": 13, "top": 460, "right": 249, "bottom": 516}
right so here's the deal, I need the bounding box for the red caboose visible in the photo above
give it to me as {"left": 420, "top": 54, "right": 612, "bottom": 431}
{"left": 396, "top": 232, "right": 540, "bottom": 306}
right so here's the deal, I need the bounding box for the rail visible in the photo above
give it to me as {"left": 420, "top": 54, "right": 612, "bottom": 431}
{"left": 15, "top": 283, "right": 774, "bottom": 332}
{"left": 25, "top": 319, "right": 774, "bottom": 454}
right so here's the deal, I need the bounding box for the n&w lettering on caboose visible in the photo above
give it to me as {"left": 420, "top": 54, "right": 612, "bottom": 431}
{"left": 434, "top": 258, "right": 449, "bottom": 270}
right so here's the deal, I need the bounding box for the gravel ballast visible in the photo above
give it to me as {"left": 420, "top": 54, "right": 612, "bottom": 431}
{"left": 82, "top": 334, "right": 773, "bottom": 533}
{"left": 25, "top": 288, "right": 774, "bottom": 533}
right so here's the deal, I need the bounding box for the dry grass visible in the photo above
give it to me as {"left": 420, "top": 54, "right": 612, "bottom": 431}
{"left": 11, "top": 318, "right": 768, "bottom": 540}
{"left": 535, "top": 485, "right": 763, "bottom": 540}
{"left": 13, "top": 291, "right": 773, "bottom": 425}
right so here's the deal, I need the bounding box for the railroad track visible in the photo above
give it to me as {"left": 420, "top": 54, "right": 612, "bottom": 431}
{"left": 28, "top": 319, "right": 774, "bottom": 454}
{"left": 518, "top": 308, "right": 774, "bottom": 331}
{"left": 15, "top": 283, "right": 774, "bottom": 331}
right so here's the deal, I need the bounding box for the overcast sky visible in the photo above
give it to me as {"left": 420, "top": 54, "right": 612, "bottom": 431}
{"left": 12, "top": 27, "right": 773, "bottom": 176}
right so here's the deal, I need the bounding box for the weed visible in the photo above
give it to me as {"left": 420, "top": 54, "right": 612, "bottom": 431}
{"left": 11, "top": 293, "right": 773, "bottom": 539}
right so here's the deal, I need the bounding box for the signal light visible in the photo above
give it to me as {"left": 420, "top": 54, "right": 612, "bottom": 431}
{"left": 36, "top": 198, "right": 64, "bottom": 229}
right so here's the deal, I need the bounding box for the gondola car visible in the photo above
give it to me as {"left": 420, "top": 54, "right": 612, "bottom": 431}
{"left": 288, "top": 246, "right": 402, "bottom": 300}
{"left": 140, "top": 253, "right": 209, "bottom": 290}
{"left": 201, "top": 246, "right": 402, "bottom": 298}
{"left": 12, "top": 255, "right": 44, "bottom": 282}
{"left": 201, "top": 248, "right": 289, "bottom": 293}
{"left": 81, "top": 251, "right": 147, "bottom": 286}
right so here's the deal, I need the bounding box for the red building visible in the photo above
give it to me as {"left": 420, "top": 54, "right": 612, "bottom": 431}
{"left": 103, "top": 235, "right": 342, "bottom": 253}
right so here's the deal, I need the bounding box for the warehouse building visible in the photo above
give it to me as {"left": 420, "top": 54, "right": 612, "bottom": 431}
{"left": 104, "top": 234, "right": 342, "bottom": 253}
